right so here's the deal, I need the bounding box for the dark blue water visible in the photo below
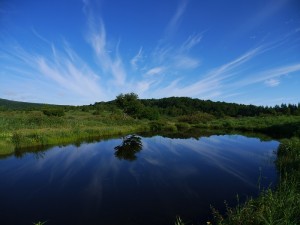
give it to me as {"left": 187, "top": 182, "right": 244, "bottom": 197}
{"left": 0, "top": 134, "right": 279, "bottom": 225}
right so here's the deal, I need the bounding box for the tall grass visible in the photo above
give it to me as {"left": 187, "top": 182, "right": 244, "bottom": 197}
{"left": 0, "top": 110, "right": 150, "bottom": 153}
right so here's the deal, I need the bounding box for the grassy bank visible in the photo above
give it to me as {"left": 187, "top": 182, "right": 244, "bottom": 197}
{"left": 0, "top": 110, "right": 150, "bottom": 155}
{"left": 194, "top": 115, "right": 300, "bottom": 138}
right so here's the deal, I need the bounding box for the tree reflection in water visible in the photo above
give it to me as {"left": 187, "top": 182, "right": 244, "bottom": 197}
{"left": 114, "top": 135, "right": 143, "bottom": 161}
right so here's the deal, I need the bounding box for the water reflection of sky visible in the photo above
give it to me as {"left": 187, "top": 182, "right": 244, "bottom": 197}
{"left": 0, "top": 134, "right": 279, "bottom": 225}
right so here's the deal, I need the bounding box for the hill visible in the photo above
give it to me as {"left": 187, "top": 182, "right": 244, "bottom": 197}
{"left": 0, "top": 98, "right": 63, "bottom": 110}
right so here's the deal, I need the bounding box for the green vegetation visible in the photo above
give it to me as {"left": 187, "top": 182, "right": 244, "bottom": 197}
{"left": 42, "top": 108, "right": 65, "bottom": 117}
{"left": 33, "top": 221, "right": 47, "bottom": 225}
{"left": 0, "top": 109, "right": 148, "bottom": 155}
{"left": 1, "top": 94, "right": 300, "bottom": 224}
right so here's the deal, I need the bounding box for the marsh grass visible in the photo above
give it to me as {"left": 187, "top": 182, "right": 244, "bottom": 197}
{"left": 195, "top": 116, "right": 300, "bottom": 138}
{"left": 0, "top": 110, "right": 151, "bottom": 155}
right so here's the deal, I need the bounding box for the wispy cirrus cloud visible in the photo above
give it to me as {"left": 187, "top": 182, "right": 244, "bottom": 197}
{"left": 0, "top": 30, "right": 105, "bottom": 104}
{"left": 151, "top": 47, "right": 261, "bottom": 98}
{"left": 234, "top": 63, "right": 300, "bottom": 88}
{"left": 145, "top": 67, "right": 165, "bottom": 76}
{"left": 35, "top": 47, "right": 103, "bottom": 98}
{"left": 180, "top": 33, "right": 203, "bottom": 51}
{"left": 131, "top": 47, "right": 143, "bottom": 70}
{"left": 164, "top": 0, "right": 189, "bottom": 38}
{"left": 83, "top": 0, "right": 127, "bottom": 87}
{"left": 149, "top": 33, "right": 203, "bottom": 72}
{"left": 152, "top": 41, "right": 300, "bottom": 101}
{"left": 86, "top": 20, "right": 126, "bottom": 86}
{"left": 173, "top": 55, "right": 200, "bottom": 69}
{"left": 264, "top": 79, "right": 280, "bottom": 87}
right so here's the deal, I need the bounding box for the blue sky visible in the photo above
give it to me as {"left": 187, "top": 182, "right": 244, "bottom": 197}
{"left": 0, "top": 0, "right": 300, "bottom": 106}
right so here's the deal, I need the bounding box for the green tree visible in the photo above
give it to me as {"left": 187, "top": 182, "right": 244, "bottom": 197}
{"left": 115, "top": 93, "right": 143, "bottom": 117}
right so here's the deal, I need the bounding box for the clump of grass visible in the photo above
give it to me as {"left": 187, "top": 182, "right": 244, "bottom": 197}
{"left": 33, "top": 221, "right": 47, "bottom": 225}
{"left": 175, "top": 216, "right": 185, "bottom": 225}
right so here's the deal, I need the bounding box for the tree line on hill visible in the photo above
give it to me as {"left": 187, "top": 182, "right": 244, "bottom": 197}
{"left": 93, "top": 93, "right": 300, "bottom": 119}
{"left": 1, "top": 94, "right": 300, "bottom": 119}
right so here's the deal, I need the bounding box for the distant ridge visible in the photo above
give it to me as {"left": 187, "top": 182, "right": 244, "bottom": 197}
{"left": 1, "top": 96, "right": 299, "bottom": 117}
{"left": 0, "top": 98, "right": 62, "bottom": 110}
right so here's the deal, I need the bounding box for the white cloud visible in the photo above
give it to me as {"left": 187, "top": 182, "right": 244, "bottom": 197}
{"left": 235, "top": 63, "right": 300, "bottom": 87}
{"left": 174, "top": 55, "right": 200, "bottom": 69}
{"left": 35, "top": 48, "right": 103, "bottom": 99}
{"left": 165, "top": 0, "right": 188, "bottom": 37}
{"left": 145, "top": 67, "right": 165, "bottom": 76}
{"left": 264, "top": 78, "right": 280, "bottom": 87}
{"left": 136, "top": 80, "right": 156, "bottom": 94}
{"left": 0, "top": 37, "right": 106, "bottom": 104}
{"left": 150, "top": 35, "right": 202, "bottom": 72}
{"left": 131, "top": 47, "right": 143, "bottom": 70}
{"left": 181, "top": 34, "right": 203, "bottom": 51}
{"left": 84, "top": 5, "right": 127, "bottom": 87}
{"left": 152, "top": 47, "right": 261, "bottom": 98}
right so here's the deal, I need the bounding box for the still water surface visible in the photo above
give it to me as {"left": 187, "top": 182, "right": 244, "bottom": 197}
{"left": 0, "top": 134, "right": 279, "bottom": 225}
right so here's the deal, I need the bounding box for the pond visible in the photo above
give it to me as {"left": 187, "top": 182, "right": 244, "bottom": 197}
{"left": 0, "top": 133, "right": 279, "bottom": 225}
